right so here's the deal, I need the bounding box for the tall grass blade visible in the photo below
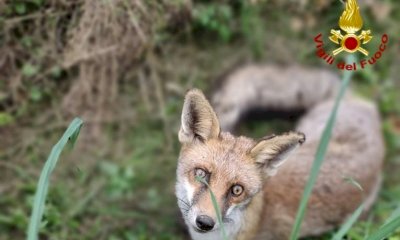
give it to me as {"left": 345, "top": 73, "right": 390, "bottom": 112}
{"left": 331, "top": 176, "right": 365, "bottom": 240}
{"left": 289, "top": 55, "right": 355, "bottom": 240}
{"left": 331, "top": 203, "right": 365, "bottom": 240}
{"left": 196, "top": 176, "right": 228, "bottom": 240}
{"left": 366, "top": 215, "right": 400, "bottom": 240}
{"left": 363, "top": 214, "right": 374, "bottom": 239}
{"left": 27, "top": 118, "right": 83, "bottom": 240}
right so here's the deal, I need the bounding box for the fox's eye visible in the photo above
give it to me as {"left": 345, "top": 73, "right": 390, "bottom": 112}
{"left": 194, "top": 168, "right": 207, "bottom": 179}
{"left": 231, "top": 185, "right": 244, "bottom": 196}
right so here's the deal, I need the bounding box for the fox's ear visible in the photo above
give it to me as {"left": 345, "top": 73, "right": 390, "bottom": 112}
{"left": 250, "top": 132, "right": 305, "bottom": 176}
{"left": 179, "top": 89, "right": 220, "bottom": 143}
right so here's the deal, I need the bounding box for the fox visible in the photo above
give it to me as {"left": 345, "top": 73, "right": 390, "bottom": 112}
{"left": 175, "top": 64, "right": 385, "bottom": 240}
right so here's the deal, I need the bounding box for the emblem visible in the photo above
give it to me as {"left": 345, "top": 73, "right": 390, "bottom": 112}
{"left": 329, "top": 0, "right": 372, "bottom": 56}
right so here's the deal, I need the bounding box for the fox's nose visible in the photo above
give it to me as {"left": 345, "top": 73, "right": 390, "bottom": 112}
{"left": 196, "top": 215, "right": 215, "bottom": 231}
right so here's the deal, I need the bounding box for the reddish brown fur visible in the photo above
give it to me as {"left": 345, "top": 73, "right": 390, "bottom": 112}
{"left": 178, "top": 133, "right": 262, "bottom": 219}
{"left": 176, "top": 85, "right": 384, "bottom": 240}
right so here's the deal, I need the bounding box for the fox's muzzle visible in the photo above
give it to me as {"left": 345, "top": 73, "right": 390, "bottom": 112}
{"left": 195, "top": 215, "right": 215, "bottom": 232}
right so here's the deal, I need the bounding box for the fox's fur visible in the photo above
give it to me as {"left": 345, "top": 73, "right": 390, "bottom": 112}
{"left": 175, "top": 65, "right": 385, "bottom": 240}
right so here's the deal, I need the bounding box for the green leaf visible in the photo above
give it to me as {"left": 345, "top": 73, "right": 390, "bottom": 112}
{"left": 32, "top": 0, "right": 43, "bottom": 6}
{"left": 219, "top": 26, "right": 231, "bottom": 42}
{"left": 22, "top": 64, "right": 39, "bottom": 77}
{"left": 290, "top": 55, "right": 355, "bottom": 240}
{"left": 21, "top": 36, "right": 33, "bottom": 48}
{"left": 15, "top": 3, "right": 27, "bottom": 15}
{"left": 50, "top": 66, "right": 62, "bottom": 78}
{"left": 0, "top": 112, "right": 14, "bottom": 126}
{"left": 27, "top": 118, "right": 83, "bottom": 240}
{"left": 219, "top": 5, "right": 232, "bottom": 19}
{"left": 67, "top": 123, "right": 82, "bottom": 150}
{"left": 29, "top": 87, "right": 42, "bottom": 102}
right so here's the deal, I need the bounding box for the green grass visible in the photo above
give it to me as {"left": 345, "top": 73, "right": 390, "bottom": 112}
{"left": 27, "top": 118, "right": 82, "bottom": 240}
{"left": 366, "top": 215, "right": 400, "bottom": 240}
{"left": 332, "top": 203, "right": 366, "bottom": 240}
{"left": 290, "top": 56, "right": 354, "bottom": 240}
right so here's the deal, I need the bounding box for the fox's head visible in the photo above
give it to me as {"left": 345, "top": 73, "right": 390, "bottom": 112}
{"left": 175, "top": 89, "right": 305, "bottom": 239}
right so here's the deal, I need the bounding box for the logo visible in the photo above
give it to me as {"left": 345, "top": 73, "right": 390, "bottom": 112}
{"left": 313, "top": 0, "right": 389, "bottom": 70}
{"left": 329, "top": 0, "right": 372, "bottom": 56}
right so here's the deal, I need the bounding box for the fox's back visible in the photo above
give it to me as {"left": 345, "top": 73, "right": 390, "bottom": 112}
{"left": 257, "top": 98, "right": 384, "bottom": 239}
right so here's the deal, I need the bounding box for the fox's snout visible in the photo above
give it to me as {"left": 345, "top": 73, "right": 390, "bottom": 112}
{"left": 195, "top": 215, "right": 215, "bottom": 232}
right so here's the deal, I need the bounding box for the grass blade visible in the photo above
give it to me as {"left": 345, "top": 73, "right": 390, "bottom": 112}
{"left": 366, "top": 215, "right": 400, "bottom": 240}
{"left": 331, "top": 176, "right": 365, "bottom": 240}
{"left": 342, "top": 175, "right": 364, "bottom": 192}
{"left": 331, "top": 203, "right": 365, "bottom": 240}
{"left": 27, "top": 118, "right": 83, "bottom": 240}
{"left": 196, "top": 176, "right": 228, "bottom": 240}
{"left": 289, "top": 56, "right": 355, "bottom": 240}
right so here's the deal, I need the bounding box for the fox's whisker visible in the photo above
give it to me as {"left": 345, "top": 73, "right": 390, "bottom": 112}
{"left": 181, "top": 207, "right": 190, "bottom": 213}
{"left": 177, "top": 197, "right": 190, "bottom": 208}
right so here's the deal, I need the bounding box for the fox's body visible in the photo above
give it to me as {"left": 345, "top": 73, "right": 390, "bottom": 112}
{"left": 176, "top": 65, "right": 384, "bottom": 240}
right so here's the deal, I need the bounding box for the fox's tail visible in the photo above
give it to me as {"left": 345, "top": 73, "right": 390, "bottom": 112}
{"left": 211, "top": 65, "right": 343, "bottom": 131}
